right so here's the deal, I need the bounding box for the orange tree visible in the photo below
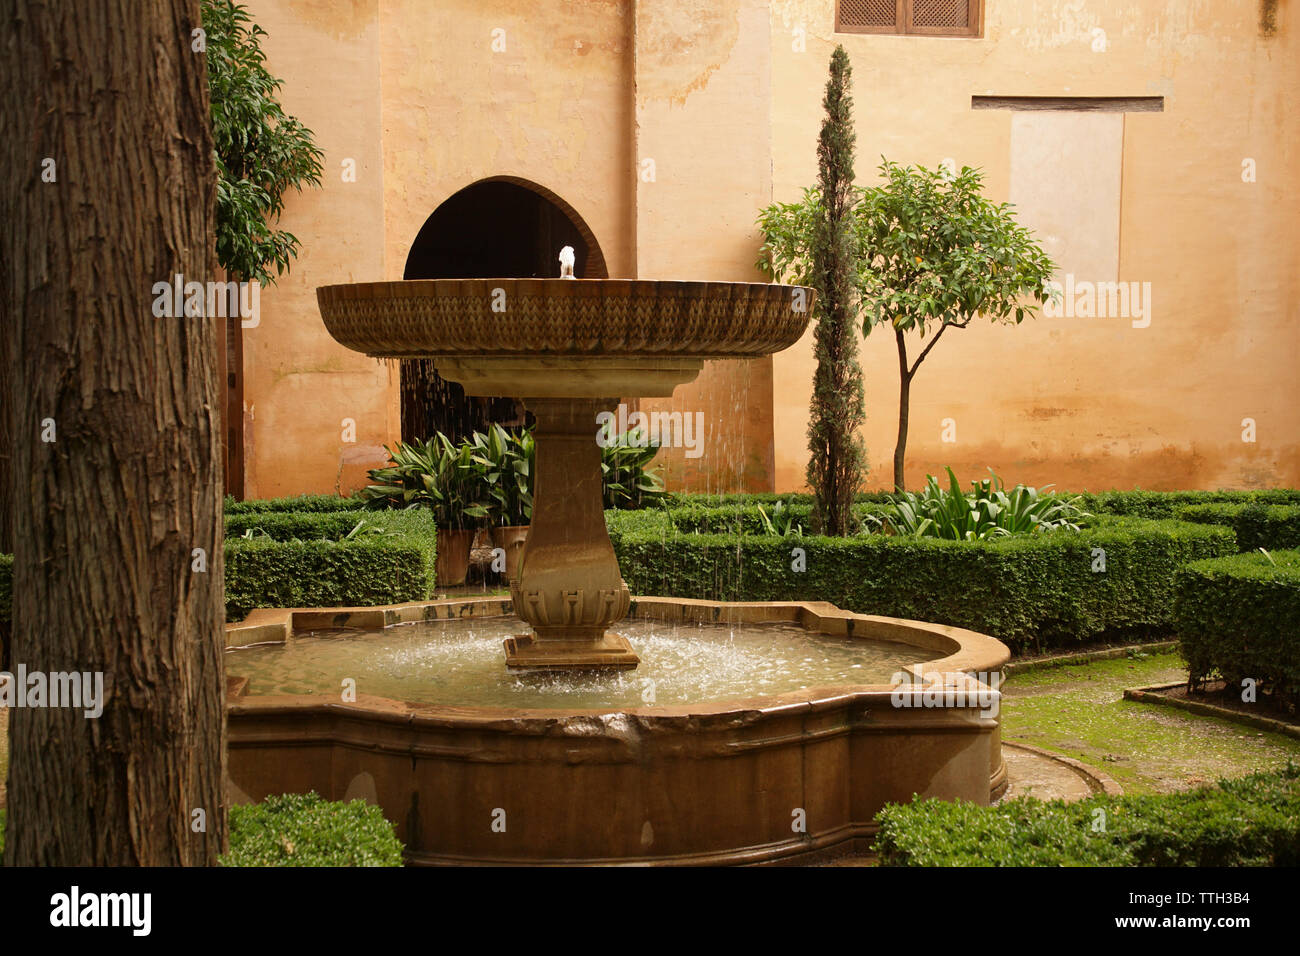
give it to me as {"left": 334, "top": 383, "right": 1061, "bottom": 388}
{"left": 760, "top": 160, "right": 1057, "bottom": 492}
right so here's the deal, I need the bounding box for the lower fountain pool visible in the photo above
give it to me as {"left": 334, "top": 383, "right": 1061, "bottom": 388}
{"left": 224, "top": 597, "right": 1011, "bottom": 864}
{"left": 227, "top": 615, "right": 938, "bottom": 710}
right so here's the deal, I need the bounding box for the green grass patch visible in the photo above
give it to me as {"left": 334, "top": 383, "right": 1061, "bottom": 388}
{"left": 1001, "top": 651, "right": 1300, "bottom": 793}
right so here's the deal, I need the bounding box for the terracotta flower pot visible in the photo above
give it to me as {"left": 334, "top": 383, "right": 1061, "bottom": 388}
{"left": 489, "top": 525, "right": 529, "bottom": 584}
{"left": 435, "top": 527, "right": 476, "bottom": 587}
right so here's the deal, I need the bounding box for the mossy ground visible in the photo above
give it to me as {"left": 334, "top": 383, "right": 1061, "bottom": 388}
{"left": 1001, "top": 650, "right": 1300, "bottom": 793}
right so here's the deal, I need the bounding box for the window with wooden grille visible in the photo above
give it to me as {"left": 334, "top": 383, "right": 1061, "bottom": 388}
{"left": 836, "top": 0, "right": 983, "bottom": 37}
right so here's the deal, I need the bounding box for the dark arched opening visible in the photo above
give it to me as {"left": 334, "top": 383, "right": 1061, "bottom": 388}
{"left": 400, "top": 177, "right": 609, "bottom": 443}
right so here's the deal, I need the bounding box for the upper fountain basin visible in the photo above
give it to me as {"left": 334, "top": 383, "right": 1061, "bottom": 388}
{"left": 317, "top": 279, "right": 814, "bottom": 397}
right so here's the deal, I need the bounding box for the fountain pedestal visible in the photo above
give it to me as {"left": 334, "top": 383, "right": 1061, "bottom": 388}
{"left": 503, "top": 397, "right": 638, "bottom": 671}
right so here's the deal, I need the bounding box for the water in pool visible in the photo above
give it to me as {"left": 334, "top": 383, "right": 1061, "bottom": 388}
{"left": 227, "top": 615, "right": 937, "bottom": 710}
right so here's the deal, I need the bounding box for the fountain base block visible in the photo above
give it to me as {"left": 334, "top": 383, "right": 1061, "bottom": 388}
{"left": 503, "top": 632, "right": 640, "bottom": 671}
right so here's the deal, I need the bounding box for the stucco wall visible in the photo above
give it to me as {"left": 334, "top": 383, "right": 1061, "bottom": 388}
{"left": 243, "top": 0, "right": 393, "bottom": 499}
{"left": 242, "top": 0, "right": 1298, "bottom": 498}
{"left": 769, "top": 0, "right": 1299, "bottom": 491}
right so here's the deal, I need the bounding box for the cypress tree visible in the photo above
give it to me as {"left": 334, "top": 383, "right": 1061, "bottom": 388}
{"left": 806, "top": 45, "right": 867, "bottom": 535}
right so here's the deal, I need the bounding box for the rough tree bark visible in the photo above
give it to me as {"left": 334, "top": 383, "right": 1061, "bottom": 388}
{"left": 0, "top": 0, "right": 227, "bottom": 864}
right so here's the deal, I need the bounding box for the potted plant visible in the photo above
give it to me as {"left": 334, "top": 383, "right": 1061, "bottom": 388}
{"left": 359, "top": 434, "right": 489, "bottom": 586}
{"left": 470, "top": 424, "right": 533, "bottom": 583}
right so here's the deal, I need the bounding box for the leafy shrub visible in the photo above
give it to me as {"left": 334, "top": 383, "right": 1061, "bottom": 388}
{"left": 224, "top": 509, "right": 436, "bottom": 620}
{"left": 756, "top": 500, "right": 805, "bottom": 538}
{"left": 609, "top": 509, "right": 1234, "bottom": 651}
{"left": 358, "top": 435, "right": 490, "bottom": 530}
{"left": 468, "top": 424, "right": 533, "bottom": 526}
{"left": 874, "top": 764, "right": 1300, "bottom": 866}
{"left": 872, "top": 468, "right": 1089, "bottom": 540}
{"left": 599, "top": 424, "right": 668, "bottom": 510}
{"left": 1173, "top": 502, "right": 1300, "bottom": 553}
{"left": 1174, "top": 549, "right": 1300, "bottom": 708}
{"left": 360, "top": 426, "right": 667, "bottom": 522}
{"left": 223, "top": 792, "right": 403, "bottom": 867}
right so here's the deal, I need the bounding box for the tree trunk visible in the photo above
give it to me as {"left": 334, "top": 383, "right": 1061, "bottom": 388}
{"left": 1, "top": 0, "right": 227, "bottom": 864}
{"left": 893, "top": 329, "right": 911, "bottom": 493}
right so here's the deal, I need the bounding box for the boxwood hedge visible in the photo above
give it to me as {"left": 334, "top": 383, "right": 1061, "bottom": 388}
{"left": 221, "top": 792, "right": 403, "bottom": 867}
{"left": 1173, "top": 549, "right": 1300, "bottom": 708}
{"left": 1076, "top": 488, "right": 1300, "bottom": 520}
{"left": 874, "top": 764, "right": 1300, "bottom": 866}
{"left": 224, "top": 493, "right": 362, "bottom": 515}
{"left": 2, "top": 798, "right": 403, "bottom": 868}
{"left": 224, "top": 509, "right": 437, "bottom": 620}
{"left": 1173, "top": 502, "right": 1300, "bottom": 553}
{"left": 225, "top": 510, "right": 367, "bottom": 542}
{"left": 608, "top": 509, "right": 1234, "bottom": 652}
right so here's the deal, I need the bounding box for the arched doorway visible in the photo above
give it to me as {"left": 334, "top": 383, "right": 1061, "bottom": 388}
{"left": 400, "top": 177, "right": 608, "bottom": 443}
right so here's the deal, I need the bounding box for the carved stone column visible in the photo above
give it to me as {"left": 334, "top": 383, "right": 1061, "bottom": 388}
{"left": 504, "top": 397, "right": 638, "bottom": 670}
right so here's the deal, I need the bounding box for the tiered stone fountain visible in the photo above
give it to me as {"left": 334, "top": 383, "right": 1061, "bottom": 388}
{"left": 221, "top": 271, "right": 1010, "bottom": 866}
{"left": 316, "top": 275, "right": 813, "bottom": 671}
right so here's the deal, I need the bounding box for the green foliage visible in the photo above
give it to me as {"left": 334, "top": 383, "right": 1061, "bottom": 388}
{"left": 1076, "top": 488, "right": 1300, "bottom": 519}
{"left": 759, "top": 159, "right": 1056, "bottom": 490}
{"left": 203, "top": 0, "right": 324, "bottom": 284}
{"left": 608, "top": 508, "right": 1234, "bottom": 652}
{"left": 599, "top": 424, "right": 668, "bottom": 510}
{"left": 358, "top": 435, "right": 491, "bottom": 530}
{"left": 225, "top": 494, "right": 362, "bottom": 514}
{"left": 874, "top": 764, "right": 1300, "bottom": 866}
{"left": 1173, "top": 502, "right": 1300, "bottom": 553}
{"left": 224, "top": 509, "right": 436, "bottom": 620}
{"left": 876, "top": 468, "right": 1090, "bottom": 540}
{"left": 222, "top": 793, "right": 403, "bottom": 867}
{"left": 756, "top": 500, "right": 805, "bottom": 538}
{"left": 467, "top": 424, "right": 534, "bottom": 526}
{"left": 360, "top": 426, "right": 667, "bottom": 526}
{"left": 225, "top": 510, "right": 362, "bottom": 541}
{"left": 803, "top": 45, "right": 868, "bottom": 535}
{"left": 1174, "top": 550, "right": 1300, "bottom": 708}
{"left": 852, "top": 161, "right": 1057, "bottom": 337}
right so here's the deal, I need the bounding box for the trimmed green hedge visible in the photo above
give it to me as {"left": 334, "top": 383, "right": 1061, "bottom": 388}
{"left": 667, "top": 488, "right": 1300, "bottom": 518}
{"left": 1173, "top": 502, "right": 1300, "bottom": 553}
{"left": 609, "top": 509, "right": 1234, "bottom": 651}
{"left": 224, "top": 509, "right": 437, "bottom": 620}
{"left": 224, "top": 493, "right": 362, "bottom": 515}
{"left": 1076, "top": 488, "right": 1300, "bottom": 520}
{"left": 225, "top": 510, "right": 366, "bottom": 542}
{"left": 1174, "top": 550, "right": 1300, "bottom": 707}
{"left": 2, "top": 797, "right": 402, "bottom": 868}
{"left": 874, "top": 764, "right": 1300, "bottom": 866}
{"left": 223, "top": 793, "right": 404, "bottom": 866}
